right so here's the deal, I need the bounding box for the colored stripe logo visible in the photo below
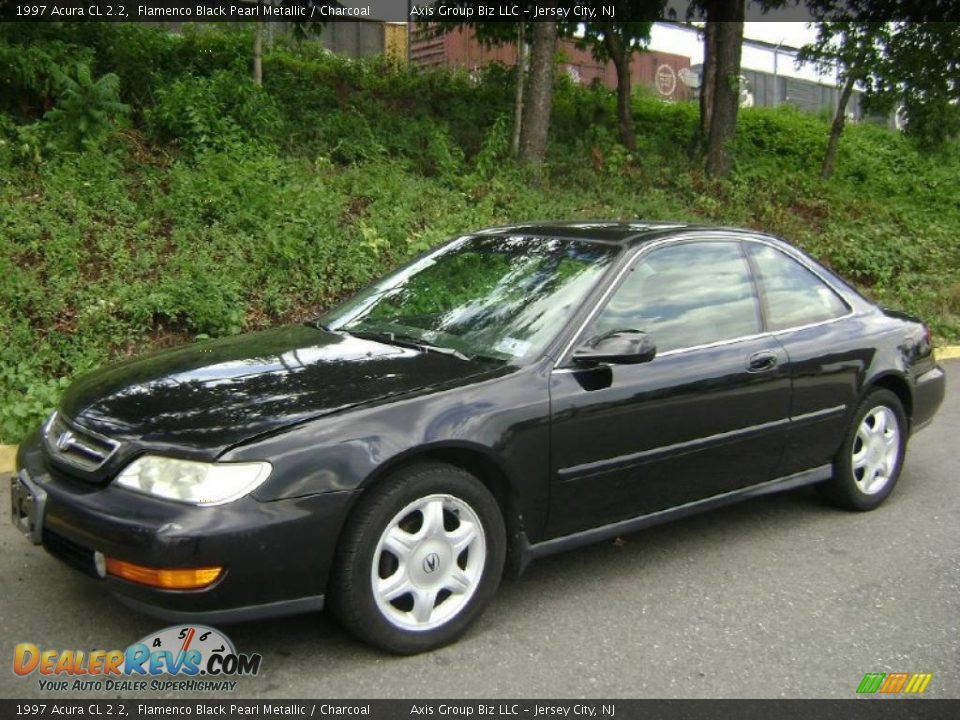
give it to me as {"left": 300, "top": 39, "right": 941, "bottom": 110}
{"left": 857, "top": 672, "right": 933, "bottom": 694}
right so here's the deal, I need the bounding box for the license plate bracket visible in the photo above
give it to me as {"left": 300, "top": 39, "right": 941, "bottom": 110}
{"left": 10, "top": 470, "right": 46, "bottom": 545}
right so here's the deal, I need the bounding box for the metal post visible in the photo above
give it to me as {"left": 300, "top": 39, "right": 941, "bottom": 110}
{"left": 773, "top": 40, "right": 783, "bottom": 108}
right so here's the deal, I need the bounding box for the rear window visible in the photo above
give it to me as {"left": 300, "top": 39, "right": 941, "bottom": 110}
{"left": 746, "top": 244, "right": 849, "bottom": 331}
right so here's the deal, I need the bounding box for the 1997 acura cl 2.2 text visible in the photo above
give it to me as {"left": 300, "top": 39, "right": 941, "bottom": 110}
{"left": 12, "top": 222, "right": 945, "bottom": 653}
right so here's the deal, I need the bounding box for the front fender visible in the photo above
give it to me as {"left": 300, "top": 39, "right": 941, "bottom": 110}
{"left": 223, "top": 364, "right": 553, "bottom": 540}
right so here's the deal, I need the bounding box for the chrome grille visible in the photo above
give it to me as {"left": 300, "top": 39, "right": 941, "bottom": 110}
{"left": 43, "top": 412, "right": 120, "bottom": 473}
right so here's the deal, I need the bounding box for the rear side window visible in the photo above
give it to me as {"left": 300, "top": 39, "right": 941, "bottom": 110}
{"left": 746, "top": 243, "right": 849, "bottom": 331}
{"left": 593, "top": 241, "right": 762, "bottom": 353}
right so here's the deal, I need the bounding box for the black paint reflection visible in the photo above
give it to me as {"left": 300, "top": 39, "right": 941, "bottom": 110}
{"left": 61, "top": 325, "right": 496, "bottom": 451}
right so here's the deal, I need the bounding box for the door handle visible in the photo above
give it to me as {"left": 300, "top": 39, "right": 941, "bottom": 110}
{"left": 747, "top": 351, "right": 778, "bottom": 373}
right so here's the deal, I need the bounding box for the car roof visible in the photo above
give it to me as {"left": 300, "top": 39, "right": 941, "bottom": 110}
{"left": 473, "top": 220, "right": 767, "bottom": 247}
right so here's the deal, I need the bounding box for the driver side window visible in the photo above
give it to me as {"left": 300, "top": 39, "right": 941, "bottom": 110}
{"left": 593, "top": 241, "right": 762, "bottom": 354}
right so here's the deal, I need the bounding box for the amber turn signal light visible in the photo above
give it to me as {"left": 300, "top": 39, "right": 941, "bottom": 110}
{"left": 104, "top": 557, "right": 223, "bottom": 590}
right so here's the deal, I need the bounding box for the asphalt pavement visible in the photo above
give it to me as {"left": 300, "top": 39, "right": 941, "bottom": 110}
{"left": 1, "top": 360, "right": 956, "bottom": 700}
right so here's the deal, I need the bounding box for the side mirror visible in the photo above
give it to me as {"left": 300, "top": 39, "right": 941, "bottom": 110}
{"left": 572, "top": 329, "right": 656, "bottom": 366}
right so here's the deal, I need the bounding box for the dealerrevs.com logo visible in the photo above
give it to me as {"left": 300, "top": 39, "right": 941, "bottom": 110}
{"left": 14, "top": 625, "right": 262, "bottom": 693}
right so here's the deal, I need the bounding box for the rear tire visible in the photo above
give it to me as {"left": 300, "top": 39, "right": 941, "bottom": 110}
{"left": 820, "top": 389, "right": 907, "bottom": 511}
{"left": 329, "top": 462, "right": 505, "bottom": 654}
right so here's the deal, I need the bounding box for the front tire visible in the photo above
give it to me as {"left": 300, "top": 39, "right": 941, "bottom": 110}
{"left": 329, "top": 462, "right": 506, "bottom": 654}
{"left": 821, "top": 389, "right": 907, "bottom": 511}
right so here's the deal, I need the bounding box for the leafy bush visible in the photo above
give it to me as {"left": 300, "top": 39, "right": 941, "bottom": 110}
{"left": 0, "top": 363, "right": 71, "bottom": 444}
{"left": 0, "top": 115, "right": 44, "bottom": 167}
{"left": 0, "top": 32, "right": 94, "bottom": 120}
{"left": 0, "top": 23, "right": 252, "bottom": 118}
{"left": 735, "top": 105, "right": 826, "bottom": 175}
{"left": 148, "top": 70, "right": 281, "bottom": 155}
{"left": 473, "top": 114, "right": 513, "bottom": 180}
{"left": 315, "top": 109, "right": 387, "bottom": 164}
{"left": 43, "top": 63, "right": 129, "bottom": 152}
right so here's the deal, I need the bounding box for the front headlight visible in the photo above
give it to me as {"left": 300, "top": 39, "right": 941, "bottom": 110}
{"left": 115, "top": 455, "right": 272, "bottom": 506}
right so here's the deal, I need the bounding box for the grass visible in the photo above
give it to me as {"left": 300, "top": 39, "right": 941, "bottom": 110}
{"left": 0, "top": 23, "right": 958, "bottom": 443}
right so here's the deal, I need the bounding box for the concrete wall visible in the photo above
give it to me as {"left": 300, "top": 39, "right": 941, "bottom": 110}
{"left": 319, "top": 22, "right": 385, "bottom": 59}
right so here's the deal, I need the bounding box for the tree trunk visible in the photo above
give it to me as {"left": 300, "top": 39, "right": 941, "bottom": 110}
{"left": 705, "top": 14, "right": 745, "bottom": 178}
{"left": 519, "top": 20, "right": 557, "bottom": 167}
{"left": 253, "top": 21, "right": 263, "bottom": 87}
{"left": 512, "top": 21, "right": 526, "bottom": 156}
{"left": 698, "top": 18, "right": 718, "bottom": 147}
{"left": 822, "top": 74, "right": 856, "bottom": 179}
{"left": 603, "top": 27, "right": 636, "bottom": 153}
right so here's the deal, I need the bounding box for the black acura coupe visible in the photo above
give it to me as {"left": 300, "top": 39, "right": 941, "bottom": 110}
{"left": 12, "top": 222, "right": 946, "bottom": 653}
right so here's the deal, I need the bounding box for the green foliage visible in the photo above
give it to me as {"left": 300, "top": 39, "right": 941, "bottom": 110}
{"left": 0, "top": 363, "right": 70, "bottom": 444}
{"left": 0, "top": 35, "right": 94, "bottom": 120}
{"left": 0, "top": 115, "right": 44, "bottom": 166}
{"left": 148, "top": 70, "right": 281, "bottom": 155}
{"left": 43, "top": 63, "right": 130, "bottom": 152}
{"left": 0, "top": 21, "right": 958, "bottom": 444}
{"left": 734, "top": 105, "right": 828, "bottom": 175}
{"left": 798, "top": 17, "right": 960, "bottom": 149}
{"left": 562, "top": 7, "right": 658, "bottom": 61}
{"left": 264, "top": 51, "right": 502, "bottom": 165}
{"left": 0, "top": 23, "right": 252, "bottom": 122}
{"left": 901, "top": 94, "right": 960, "bottom": 151}
{"left": 367, "top": 251, "right": 514, "bottom": 321}
{"left": 473, "top": 114, "right": 513, "bottom": 179}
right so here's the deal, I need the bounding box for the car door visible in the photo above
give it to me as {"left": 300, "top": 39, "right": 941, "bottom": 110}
{"left": 743, "top": 240, "right": 865, "bottom": 476}
{"left": 546, "top": 238, "right": 792, "bottom": 538}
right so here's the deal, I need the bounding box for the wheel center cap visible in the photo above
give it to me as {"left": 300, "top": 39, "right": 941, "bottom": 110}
{"left": 410, "top": 541, "right": 451, "bottom": 586}
{"left": 422, "top": 552, "right": 441, "bottom": 575}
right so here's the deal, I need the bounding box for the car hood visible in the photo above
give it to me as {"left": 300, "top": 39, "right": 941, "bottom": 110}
{"left": 60, "top": 325, "right": 497, "bottom": 454}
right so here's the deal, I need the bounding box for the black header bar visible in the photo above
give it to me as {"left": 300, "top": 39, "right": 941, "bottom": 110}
{"left": 0, "top": 0, "right": 956, "bottom": 23}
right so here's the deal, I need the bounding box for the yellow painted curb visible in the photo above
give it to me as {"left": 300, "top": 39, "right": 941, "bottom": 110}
{"left": 937, "top": 346, "right": 960, "bottom": 361}
{"left": 0, "top": 444, "right": 16, "bottom": 474}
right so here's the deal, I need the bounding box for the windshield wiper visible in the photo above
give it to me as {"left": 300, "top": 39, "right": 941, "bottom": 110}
{"left": 349, "top": 330, "right": 471, "bottom": 361}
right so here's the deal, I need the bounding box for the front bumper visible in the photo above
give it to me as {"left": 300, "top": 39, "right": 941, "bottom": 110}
{"left": 15, "top": 431, "right": 356, "bottom": 622}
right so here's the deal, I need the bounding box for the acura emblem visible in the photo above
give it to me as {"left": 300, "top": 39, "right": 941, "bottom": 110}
{"left": 56, "top": 430, "right": 76, "bottom": 452}
{"left": 422, "top": 552, "right": 440, "bottom": 574}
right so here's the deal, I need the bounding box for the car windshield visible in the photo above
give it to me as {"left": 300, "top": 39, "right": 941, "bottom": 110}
{"left": 319, "top": 234, "right": 617, "bottom": 362}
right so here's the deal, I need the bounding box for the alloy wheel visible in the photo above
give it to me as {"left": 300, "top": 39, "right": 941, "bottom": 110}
{"left": 371, "top": 493, "right": 486, "bottom": 632}
{"left": 851, "top": 406, "right": 901, "bottom": 495}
